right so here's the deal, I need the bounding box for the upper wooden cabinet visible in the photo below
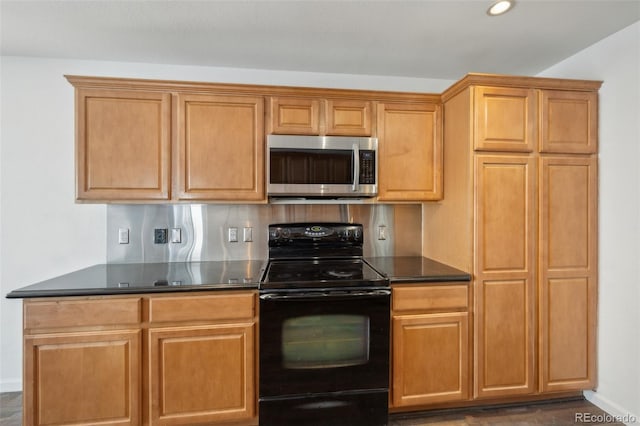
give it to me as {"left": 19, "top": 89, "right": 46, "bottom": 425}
{"left": 539, "top": 90, "right": 598, "bottom": 154}
{"left": 269, "top": 96, "right": 373, "bottom": 136}
{"left": 325, "top": 99, "right": 373, "bottom": 136}
{"left": 75, "top": 88, "right": 171, "bottom": 201}
{"left": 474, "top": 86, "right": 536, "bottom": 152}
{"left": 174, "top": 93, "right": 265, "bottom": 201}
{"left": 69, "top": 76, "right": 445, "bottom": 203}
{"left": 472, "top": 86, "right": 598, "bottom": 154}
{"left": 269, "top": 97, "right": 320, "bottom": 135}
{"left": 377, "top": 102, "right": 442, "bottom": 201}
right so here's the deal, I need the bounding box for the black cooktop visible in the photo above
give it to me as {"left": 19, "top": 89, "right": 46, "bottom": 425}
{"left": 261, "top": 223, "right": 389, "bottom": 290}
{"left": 261, "top": 258, "right": 387, "bottom": 290}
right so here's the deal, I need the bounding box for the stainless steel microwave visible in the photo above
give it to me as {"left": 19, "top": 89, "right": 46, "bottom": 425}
{"left": 267, "top": 135, "right": 378, "bottom": 198}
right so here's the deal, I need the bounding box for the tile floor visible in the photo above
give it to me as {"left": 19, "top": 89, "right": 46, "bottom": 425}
{"left": 0, "top": 393, "right": 624, "bottom": 426}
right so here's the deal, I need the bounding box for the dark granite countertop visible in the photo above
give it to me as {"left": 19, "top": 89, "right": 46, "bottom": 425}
{"left": 6, "top": 260, "right": 266, "bottom": 298}
{"left": 365, "top": 256, "right": 471, "bottom": 283}
{"left": 6, "top": 256, "right": 470, "bottom": 299}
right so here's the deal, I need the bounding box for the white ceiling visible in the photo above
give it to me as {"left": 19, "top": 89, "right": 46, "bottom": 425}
{"left": 1, "top": 0, "right": 639, "bottom": 80}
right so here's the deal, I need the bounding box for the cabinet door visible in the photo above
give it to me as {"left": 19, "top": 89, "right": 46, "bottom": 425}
{"left": 539, "top": 156, "right": 597, "bottom": 392}
{"left": 539, "top": 90, "right": 598, "bottom": 154}
{"left": 474, "top": 86, "right": 536, "bottom": 152}
{"left": 269, "top": 97, "right": 320, "bottom": 135}
{"left": 76, "top": 88, "right": 171, "bottom": 201}
{"left": 24, "top": 330, "right": 141, "bottom": 426}
{"left": 392, "top": 312, "right": 469, "bottom": 407}
{"left": 325, "top": 99, "right": 372, "bottom": 136}
{"left": 175, "top": 94, "right": 265, "bottom": 201}
{"left": 148, "top": 323, "right": 256, "bottom": 425}
{"left": 377, "top": 102, "right": 442, "bottom": 201}
{"left": 474, "top": 155, "right": 536, "bottom": 398}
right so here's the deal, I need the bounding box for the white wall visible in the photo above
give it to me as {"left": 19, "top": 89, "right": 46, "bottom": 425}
{"left": 539, "top": 21, "right": 640, "bottom": 424}
{"left": 0, "top": 56, "right": 453, "bottom": 391}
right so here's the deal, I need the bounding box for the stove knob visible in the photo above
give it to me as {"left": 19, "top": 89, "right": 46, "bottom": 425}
{"left": 270, "top": 229, "right": 281, "bottom": 240}
{"left": 282, "top": 229, "right": 291, "bottom": 239}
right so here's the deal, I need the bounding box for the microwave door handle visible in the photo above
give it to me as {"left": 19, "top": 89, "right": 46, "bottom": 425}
{"left": 352, "top": 144, "right": 360, "bottom": 192}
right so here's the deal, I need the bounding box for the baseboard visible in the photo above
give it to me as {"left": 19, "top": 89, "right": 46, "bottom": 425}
{"left": 584, "top": 391, "right": 640, "bottom": 425}
{"left": 0, "top": 379, "right": 22, "bottom": 393}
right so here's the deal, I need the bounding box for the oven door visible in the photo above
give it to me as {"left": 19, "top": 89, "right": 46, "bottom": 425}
{"left": 259, "top": 288, "right": 390, "bottom": 397}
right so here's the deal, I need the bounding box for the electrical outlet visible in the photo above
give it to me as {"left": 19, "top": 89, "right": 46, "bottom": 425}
{"left": 154, "top": 228, "right": 168, "bottom": 244}
{"left": 228, "top": 227, "right": 239, "bottom": 242}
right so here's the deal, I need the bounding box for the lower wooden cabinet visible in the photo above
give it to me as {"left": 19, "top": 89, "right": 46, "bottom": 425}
{"left": 22, "top": 292, "right": 257, "bottom": 426}
{"left": 391, "top": 283, "right": 470, "bottom": 409}
{"left": 24, "top": 330, "right": 141, "bottom": 426}
{"left": 392, "top": 312, "right": 469, "bottom": 407}
{"left": 147, "top": 323, "right": 256, "bottom": 425}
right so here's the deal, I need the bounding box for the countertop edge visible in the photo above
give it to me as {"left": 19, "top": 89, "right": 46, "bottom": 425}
{"left": 6, "top": 283, "right": 259, "bottom": 299}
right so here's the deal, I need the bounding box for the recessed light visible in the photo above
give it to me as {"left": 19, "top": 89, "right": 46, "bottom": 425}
{"left": 487, "top": 0, "right": 514, "bottom": 16}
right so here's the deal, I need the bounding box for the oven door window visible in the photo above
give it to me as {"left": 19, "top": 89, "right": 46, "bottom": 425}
{"left": 282, "top": 314, "right": 369, "bottom": 369}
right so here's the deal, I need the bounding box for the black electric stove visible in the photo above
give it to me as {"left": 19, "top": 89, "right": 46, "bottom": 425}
{"left": 259, "top": 223, "right": 390, "bottom": 426}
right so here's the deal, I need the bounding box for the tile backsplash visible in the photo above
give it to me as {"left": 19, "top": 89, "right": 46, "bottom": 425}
{"left": 107, "top": 203, "right": 422, "bottom": 263}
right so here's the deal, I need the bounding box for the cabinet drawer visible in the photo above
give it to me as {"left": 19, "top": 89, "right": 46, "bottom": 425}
{"left": 147, "top": 292, "right": 256, "bottom": 323}
{"left": 25, "top": 297, "right": 142, "bottom": 330}
{"left": 393, "top": 284, "right": 468, "bottom": 312}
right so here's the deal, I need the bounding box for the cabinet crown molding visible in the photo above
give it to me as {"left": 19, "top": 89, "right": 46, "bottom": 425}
{"left": 441, "top": 73, "right": 603, "bottom": 102}
{"left": 65, "top": 75, "right": 441, "bottom": 103}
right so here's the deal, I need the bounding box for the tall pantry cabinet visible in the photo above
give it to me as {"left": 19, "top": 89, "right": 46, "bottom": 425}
{"left": 423, "top": 74, "right": 601, "bottom": 400}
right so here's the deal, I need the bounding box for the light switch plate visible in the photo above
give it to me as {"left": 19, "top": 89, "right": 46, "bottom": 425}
{"left": 171, "top": 228, "right": 182, "bottom": 244}
{"left": 378, "top": 225, "right": 387, "bottom": 240}
{"left": 243, "top": 227, "right": 253, "bottom": 242}
{"left": 118, "top": 228, "right": 129, "bottom": 244}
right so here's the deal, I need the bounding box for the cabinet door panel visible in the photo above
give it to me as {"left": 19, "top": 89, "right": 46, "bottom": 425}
{"left": 77, "top": 89, "right": 171, "bottom": 200}
{"left": 24, "top": 330, "right": 141, "bottom": 426}
{"left": 325, "top": 99, "right": 372, "bottom": 136}
{"left": 474, "top": 155, "right": 536, "bottom": 398}
{"left": 148, "top": 323, "right": 256, "bottom": 425}
{"left": 540, "top": 90, "right": 597, "bottom": 154}
{"left": 392, "top": 312, "right": 469, "bottom": 407}
{"left": 175, "top": 94, "right": 264, "bottom": 201}
{"left": 269, "top": 97, "right": 320, "bottom": 135}
{"left": 475, "top": 278, "right": 535, "bottom": 398}
{"left": 377, "top": 102, "right": 442, "bottom": 201}
{"left": 475, "top": 156, "right": 536, "bottom": 273}
{"left": 539, "top": 156, "right": 597, "bottom": 391}
{"left": 474, "top": 86, "right": 536, "bottom": 152}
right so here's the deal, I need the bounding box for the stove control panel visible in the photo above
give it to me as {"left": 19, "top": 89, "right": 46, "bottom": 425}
{"left": 268, "top": 223, "right": 364, "bottom": 246}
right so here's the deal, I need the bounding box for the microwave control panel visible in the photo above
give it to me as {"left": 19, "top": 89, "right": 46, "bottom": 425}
{"left": 359, "top": 151, "right": 376, "bottom": 184}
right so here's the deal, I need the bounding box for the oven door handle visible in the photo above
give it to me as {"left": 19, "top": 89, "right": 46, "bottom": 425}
{"left": 260, "top": 289, "right": 390, "bottom": 301}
